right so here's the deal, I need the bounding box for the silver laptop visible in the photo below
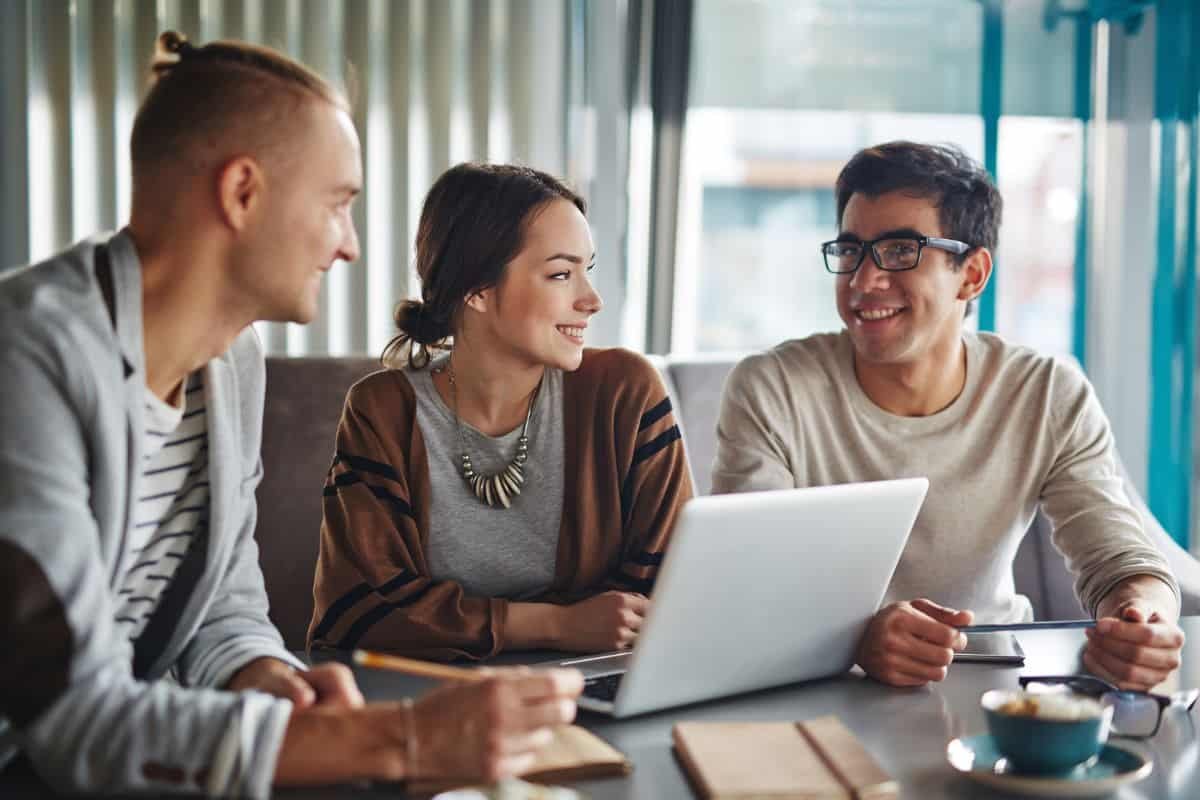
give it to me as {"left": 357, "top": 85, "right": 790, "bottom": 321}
{"left": 563, "top": 478, "right": 928, "bottom": 717}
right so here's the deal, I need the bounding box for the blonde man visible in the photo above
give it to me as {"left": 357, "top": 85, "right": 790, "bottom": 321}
{"left": 0, "top": 32, "right": 579, "bottom": 796}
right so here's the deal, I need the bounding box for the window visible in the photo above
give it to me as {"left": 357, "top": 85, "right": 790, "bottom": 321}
{"left": 673, "top": 0, "right": 1084, "bottom": 357}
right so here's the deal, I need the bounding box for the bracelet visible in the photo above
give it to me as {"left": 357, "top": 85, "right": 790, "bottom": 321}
{"left": 401, "top": 698, "right": 418, "bottom": 779}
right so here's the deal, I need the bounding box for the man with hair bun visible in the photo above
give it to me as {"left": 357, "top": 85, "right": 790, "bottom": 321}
{"left": 0, "top": 31, "right": 580, "bottom": 797}
{"left": 713, "top": 141, "right": 1183, "bottom": 692}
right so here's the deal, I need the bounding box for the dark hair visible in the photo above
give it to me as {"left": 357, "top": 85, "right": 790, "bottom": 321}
{"left": 835, "top": 142, "right": 1001, "bottom": 317}
{"left": 835, "top": 141, "right": 1002, "bottom": 251}
{"left": 130, "top": 31, "right": 347, "bottom": 183}
{"left": 384, "top": 163, "right": 586, "bottom": 368}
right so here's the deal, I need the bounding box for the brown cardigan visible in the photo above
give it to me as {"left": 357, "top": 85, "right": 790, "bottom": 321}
{"left": 308, "top": 348, "right": 694, "bottom": 660}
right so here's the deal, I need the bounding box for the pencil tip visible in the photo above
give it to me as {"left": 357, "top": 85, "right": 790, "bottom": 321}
{"left": 352, "top": 649, "right": 367, "bottom": 664}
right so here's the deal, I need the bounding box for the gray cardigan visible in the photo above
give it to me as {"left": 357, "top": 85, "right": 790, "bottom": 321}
{"left": 0, "top": 231, "right": 300, "bottom": 796}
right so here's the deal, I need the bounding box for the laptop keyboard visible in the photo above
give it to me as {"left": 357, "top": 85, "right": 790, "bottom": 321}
{"left": 582, "top": 673, "right": 624, "bottom": 702}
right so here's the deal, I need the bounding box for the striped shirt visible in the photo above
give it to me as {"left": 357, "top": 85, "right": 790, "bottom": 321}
{"left": 114, "top": 375, "right": 209, "bottom": 641}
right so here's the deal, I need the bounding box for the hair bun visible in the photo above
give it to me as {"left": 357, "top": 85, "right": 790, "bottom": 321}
{"left": 395, "top": 299, "right": 452, "bottom": 345}
{"left": 157, "top": 30, "right": 193, "bottom": 59}
{"left": 385, "top": 299, "right": 453, "bottom": 368}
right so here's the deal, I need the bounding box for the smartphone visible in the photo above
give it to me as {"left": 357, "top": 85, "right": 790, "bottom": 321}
{"left": 953, "top": 631, "right": 1026, "bottom": 664}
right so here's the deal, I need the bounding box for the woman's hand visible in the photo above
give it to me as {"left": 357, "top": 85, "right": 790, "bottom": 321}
{"left": 506, "top": 591, "right": 649, "bottom": 652}
{"left": 553, "top": 591, "right": 649, "bottom": 652}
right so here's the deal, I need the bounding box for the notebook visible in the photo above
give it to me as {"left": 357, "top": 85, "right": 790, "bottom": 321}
{"left": 408, "top": 724, "right": 630, "bottom": 797}
{"left": 673, "top": 715, "right": 898, "bottom": 799}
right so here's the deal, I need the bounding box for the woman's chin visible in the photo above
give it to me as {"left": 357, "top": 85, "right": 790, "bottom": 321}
{"left": 544, "top": 346, "right": 585, "bottom": 372}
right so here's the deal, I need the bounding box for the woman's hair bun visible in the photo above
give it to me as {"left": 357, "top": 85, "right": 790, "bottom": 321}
{"left": 385, "top": 299, "right": 453, "bottom": 368}
{"left": 394, "top": 299, "right": 449, "bottom": 345}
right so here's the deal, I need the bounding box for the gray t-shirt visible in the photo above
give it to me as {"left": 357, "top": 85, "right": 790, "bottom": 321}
{"left": 406, "top": 356, "right": 564, "bottom": 599}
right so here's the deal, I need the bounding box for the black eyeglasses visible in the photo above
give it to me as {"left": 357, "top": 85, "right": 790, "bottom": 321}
{"left": 820, "top": 235, "right": 971, "bottom": 274}
{"left": 1019, "top": 674, "right": 1200, "bottom": 739}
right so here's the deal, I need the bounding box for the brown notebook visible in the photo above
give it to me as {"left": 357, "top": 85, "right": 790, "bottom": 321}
{"left": 673, "top": 715, "right": 898, "bottom": 799}
{"left": 408, "top": 724, "right": 631, "bottom": 797}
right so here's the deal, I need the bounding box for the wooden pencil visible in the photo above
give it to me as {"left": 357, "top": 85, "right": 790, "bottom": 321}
{"left": 352, "top": 649, "right": 486, "bottom": 682}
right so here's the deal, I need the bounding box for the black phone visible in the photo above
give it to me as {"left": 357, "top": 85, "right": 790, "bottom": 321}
{"left": 953, "top": 631, "right": 1026, "bottom": 664}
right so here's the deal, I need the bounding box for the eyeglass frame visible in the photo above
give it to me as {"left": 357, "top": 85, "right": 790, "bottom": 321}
{"left": 1018, "top": 674, "right": 1200, "bottom": 738}
{"left": 820, "top": 233, "right": 972, "bottom": 275}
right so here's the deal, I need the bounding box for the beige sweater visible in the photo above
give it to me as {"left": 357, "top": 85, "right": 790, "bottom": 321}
{"left": 712, "top": 331, "right": 1179, "bottom": 623}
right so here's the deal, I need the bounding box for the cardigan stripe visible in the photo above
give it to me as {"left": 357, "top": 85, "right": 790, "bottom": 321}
{"left": 378, "top": 570, "right": 420, "bottom": 596}
{"left": 611, "top": 571, "right": 655, "bottom": 595}
{"left": 323, "top": 476, "right": 416, "bottom": 520}
{"left": 310, "top": 582, "right": 373, "bottom": 642}
{"left": 311, "top": 569, "right": 425, "bottom": 645}
{"left": 621, "top": 424, "right": 683, "bottom": 520}
{"left": 628, "top": 549, "right": 664, "bottom": 566}
{"left": 638, "top": 397, "right": 673, "bottom": 431}
{"left": 336, "top": 583, "right": 436, "bottom": 650}
{"left": 334, "top": 450, "right": 402, "bottom": 484}
{"left": 632, "top": 424, "right": 682, "bottom": 466}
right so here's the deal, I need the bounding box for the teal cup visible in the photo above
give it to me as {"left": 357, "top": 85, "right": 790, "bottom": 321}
{"left": 981, "top": 689, "right": 1113, "bottom": 775}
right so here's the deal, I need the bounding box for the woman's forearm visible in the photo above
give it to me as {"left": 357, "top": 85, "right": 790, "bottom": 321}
{"left": 504, "top": 602, "right": 566, "bottom": 650}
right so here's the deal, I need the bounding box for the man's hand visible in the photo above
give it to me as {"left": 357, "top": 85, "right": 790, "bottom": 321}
{"left": 274, "top": 667, "right": 583, "bottom": 786}
{"left": 855, "top": 598, "right": 973, "bottom": 687}
{"left": 409, "top": 667, "right": 583, "bottom": 781}
{"left": 555, "top": 591, "right": 648, "bottom": 652}
{"left": 1085, "top": 575, "right": 1184, "bottom": 691}
{"left": 227, "top": 657, "right": 364, "bottom": 709}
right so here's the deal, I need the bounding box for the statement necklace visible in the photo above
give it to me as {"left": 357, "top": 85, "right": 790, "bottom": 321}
{"left": 446, "top": 364, "right": 541, "bottom": 509}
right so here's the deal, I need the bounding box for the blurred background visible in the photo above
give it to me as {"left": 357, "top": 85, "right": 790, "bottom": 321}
{"left": 1, "top": 0, "right": 1197, "bottom": 550}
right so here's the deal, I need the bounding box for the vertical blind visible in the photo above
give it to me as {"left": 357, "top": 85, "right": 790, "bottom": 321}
{"left": 1, "top": 0, "right": 580, "bottom": 357}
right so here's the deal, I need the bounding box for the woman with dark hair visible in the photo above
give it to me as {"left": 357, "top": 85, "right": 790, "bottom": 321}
{"left": 309, "top": 163, "right": 693, "bottom": 660}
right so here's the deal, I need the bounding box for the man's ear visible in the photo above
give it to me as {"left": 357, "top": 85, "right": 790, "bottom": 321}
{"left": 216, "top": 156, "right": 264, "bottom": 232}
{"left": 957, "top": 247, "right": 993, "bottom": 303}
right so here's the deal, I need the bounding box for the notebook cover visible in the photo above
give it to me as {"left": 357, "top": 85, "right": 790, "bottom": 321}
{"left": 408, "top": 724, "right": 630, "bottom": 797}
{"left": 672, "top": 716, "right": 897, "bottom": 800}
{"left": 797, "top": 716, "right": 899, "bottom": 800}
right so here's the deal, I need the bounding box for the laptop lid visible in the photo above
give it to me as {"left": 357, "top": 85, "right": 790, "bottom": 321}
{"left": 608, "top": 478, "right": 928, "bottom": 717}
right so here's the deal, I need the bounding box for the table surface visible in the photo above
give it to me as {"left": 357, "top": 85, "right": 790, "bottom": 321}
{"left": 5, "top": 618, "right": 1199, "bottom": 798}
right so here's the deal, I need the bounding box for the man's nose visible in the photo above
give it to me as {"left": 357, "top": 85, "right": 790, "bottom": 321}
{"left": 340, "top": 219, "right": 361, "bottom": 263}
{"left": 848, "top": 255, "right": 891, "bottom": 293}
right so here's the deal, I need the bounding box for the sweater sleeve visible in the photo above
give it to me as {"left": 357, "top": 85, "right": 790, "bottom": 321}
{"left": 178, "top": 332, "right": 304, "bottom": 690}
{"left": 603, "top": 354, "right": 695, "bottom": 594}
{"left": 1040, "top": 360, "right": 1180, "bottom": 616}
{"left": 711, "top": 352, "right": 798, "bottom": 495}
{"left": 309, "top": 376, "right": 508, "bottom": 661}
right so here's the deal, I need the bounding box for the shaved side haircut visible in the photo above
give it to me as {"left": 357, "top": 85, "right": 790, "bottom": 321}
{"left": 130, "top": 31, "right": 348, "bottom": 194}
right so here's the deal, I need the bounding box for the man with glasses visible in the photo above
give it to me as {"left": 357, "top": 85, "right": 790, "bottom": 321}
{"left": 712, "top": 141, "right": 1183, "bottom": 691}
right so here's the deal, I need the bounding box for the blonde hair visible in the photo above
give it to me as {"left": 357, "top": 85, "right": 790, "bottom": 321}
{"left": 130, "top": 31, "right": 348, "bottom": 185}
